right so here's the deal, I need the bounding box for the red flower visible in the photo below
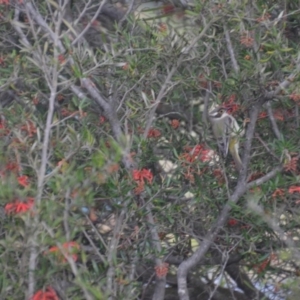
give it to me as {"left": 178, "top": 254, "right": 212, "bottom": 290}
{"left": 258, "top": 111, "right": 268, "bottom": 119}
{"left": 227, "top": 218, "right": 238, "bottom": 226}
{"left": 290, "top": 92, "right": 300, "bottom": 102}
{"left": 47, "top": 241, "right": 80, "bottom": 263}
{"left": 57, "top": 54, "right": 66, "bottom": 64}
{"left": 181, "top": 145, "right": 213, "bottom": 163}
{"left": 222, "top": 95, "right": 240, "bottom": 114}
{"left": 5, "top": 162, "right": 20, "bottom": 173}
{"left": 288, "top": 186, "right": 300, "bottom": 194}
{"left": 213, "top": 169, "right": 225, "bottom": 185}
{"left": 272, "top": 188, "right": 284, "bottom": 199}
{"left": 147, "top": 128, "right": 161, "bottom": 138}
{"left": 132, "top": 169, "right": 153, "bottom": 184}
{"left": 162, "top": 4, "right": 175, "bottom": 15}
{"left": 32, "top": 286, "right": 59, "bottom": 300}
{"left": 273, "top": 110, "right": 284, "bottom": 121}
{"left": 5, "top": 197, "right": 34, "bottom": 215}
{"left": 284, "top": 157, "right": 298, "bottom": 172}
{"left": 134, "top": 181, "right": 145, "bottom": 195}
{"left": 155, "top": 262, "right": 169, "bottom": 278}
{"left": 170, "top": 119, "right": 180, "bottom": 129}
{"left": 198, "top": 74, "right": 208, "bottom": 89}
{"left": 99, "top": 116, "right": 106, "bottom": 124}
{"left": 18, "top": 175, "right": 30, "bottom": 187}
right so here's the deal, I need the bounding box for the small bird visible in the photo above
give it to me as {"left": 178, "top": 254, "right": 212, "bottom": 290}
{"left": 209, "top": 107, "right": 244, "bottom": 171}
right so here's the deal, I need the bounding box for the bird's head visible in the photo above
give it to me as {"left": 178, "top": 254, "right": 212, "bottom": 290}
{"left": 209, "top": 107, "right": 229, "bottom": 120}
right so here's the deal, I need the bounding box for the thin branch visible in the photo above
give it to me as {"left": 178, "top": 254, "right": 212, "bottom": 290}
{"left": 224, "top": 26, "right": 239, "bottom": 74}
{"left": 106, "top": 208, "right": 127, "bottom": 300}
{"left": 145, "top": 202, "right": 166, "bottom": 300}
{"left": 247, "top": 165, "right": 283, "bottom": 188}
{"left": 71, "top": 0, "right": 108, "bottom": 46}
{"left": 266, "top": 101, "right": 282, "bottom": 139}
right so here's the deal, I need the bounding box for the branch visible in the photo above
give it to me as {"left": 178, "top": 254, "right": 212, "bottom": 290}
{"left": 177, "top": 105, "right": 260, "bottom": 300}
{"left": 71, "top": 0, "right": 108, "bottom": 46}
{"left": 266, "top": 101, "right": 282, "bottom": 139}
{"left": 145, "top": 202, "right": 166, "bottom": 300}
{"left": 224, "top": 26, "right": 239, "bottom": 74}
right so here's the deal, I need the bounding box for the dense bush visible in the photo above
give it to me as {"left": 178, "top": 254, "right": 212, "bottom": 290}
{"left": 1, "top": 0, "right": 300, "bottom": 299}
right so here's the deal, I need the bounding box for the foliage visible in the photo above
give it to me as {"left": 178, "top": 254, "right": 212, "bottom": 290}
{"left": 1, "top": 0, "right": 300, "bottom": 299}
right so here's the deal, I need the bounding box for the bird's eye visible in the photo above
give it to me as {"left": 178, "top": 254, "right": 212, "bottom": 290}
{"left": 219, "top": 109, "right": 224, "bottom": 114}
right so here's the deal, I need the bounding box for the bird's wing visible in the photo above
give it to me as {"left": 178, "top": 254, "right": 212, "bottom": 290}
{"left": 217, "top": 115, "right": 235, "bottom": 158}
{"left": 216, "top": 119, "right": 230, "bottom": 158}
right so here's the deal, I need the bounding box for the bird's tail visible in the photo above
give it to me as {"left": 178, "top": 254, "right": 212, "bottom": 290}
{"left": 229, "top": 138, "right": 242, "bottom": 171}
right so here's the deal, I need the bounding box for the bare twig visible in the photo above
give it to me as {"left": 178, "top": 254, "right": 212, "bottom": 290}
{"left": 71, "top": 0, "right": 108, "bottom": 46}
{"left": 224, "top": 26, "right": 239, "bottom": 74}
{"left": 145, "top": 202, "right": 166, "bottom": 300}
{"left": 266, "top": 101, "right": 282, "bottom": 139}
{"left": 255, "top": 133, "right": 279, "bottom": 160}
{"left": 106, "top": 208, "right": 127, "bottom": 300}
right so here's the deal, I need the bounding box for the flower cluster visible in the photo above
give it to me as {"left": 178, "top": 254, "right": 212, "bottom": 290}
{"left": 222, "top": 94, "right": 240, "bottom": 115}
{"left": 46, "top": 241, "right": 80, "bottom": 263}
{"left": 132, "top": 168, "right": 153, "bottom": 194}
{"left": 155, "top": 262, "right": 169, "bottom": 278}
{"left": 32, "top": 286, "right": 59, "bottom": 300}
{"left": 240, "top": 31, "right": 254, "bottom": 47}
{"left": 179, "top": 145, "right": 215, "bottom": 183}
{"left": 5, "top": 197, "right": 34, "bottom": 215}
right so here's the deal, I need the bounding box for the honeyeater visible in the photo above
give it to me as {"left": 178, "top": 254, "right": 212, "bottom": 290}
{"left": 209, "top": 107, "right": 244, "bottom": 171}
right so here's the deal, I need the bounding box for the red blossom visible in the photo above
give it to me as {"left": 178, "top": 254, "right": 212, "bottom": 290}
{"left": 183, "top": 169, "right": 195, "bottom": 183}
{"left": 18, "top": 175, "right": 30, "bottom": 187}
{"left": 284, "top": 157, "right": 298, "bottom": 172}
{"left": 162, "top": 4, "right": 175, "bottom": 15}
{"left": 290, "top": 92, "right": 300, "bottom": 102}
{"left": 47, "top": 241, "right": 80, "bottom": 263}
{"left": 170, "top": 119, "right": 180, "bottom": 129}
{"left": 32, "top": 286, "right": 59, "bottom": 300}
{"left": 5, "top": 197, "right": 34, "bottom": 215}
{"left": 158, "top": 22, "right": 168, "bottom": 33}
{"left": 272, "top": 188, "right": 285, "bottom": 199}
{"left": 0, "top": 56, "right": 5, "bottom": 66}
{"left": 258, "top": 111, "right": 268, "bottom": 119}
{"left": 222, "top": 95, "right": 240, "bottom": 114}
{"left": 99, "top": 116, "right": 106, "bottom": 124}
{"left": 5, "top": 162, "right": 20, "bottom": 173}
{"left": 213, "top": 169, "right": 225, "bottom": 185}
{"left": 288, "top": 186, "right": 300, "bottom": 194}
{"left": 155, "top": 262, "right": 169, "bottom": 278}
{"left": 0, "top": 119, "right": 10, "bottom": 136}
{"left": 198, "top": 74, "right": 208, "bottom": 89}
{"left": 134, "top": 181, "right": 145, "bottom": 195}
{"left": 227, "top": 218, "right": 238, "bottom": 226}
{"left": 57, "top": 54, "right": 66, "bottom": 64}
{"left": 253, "top": 253, "right": 276, "bottom": 274}
{"left": 273, "top": 110, "right": 284, "bottom": 121}
{"left": 240, "top": 32, "right": 254, "bottom": 47}
{"left": 182, "top": 145, "right": 213, "bottom": 163}
{"left": 132, "top": 169, "right": 153, "bottom": 184}
{"left": 147, "top": 128, "right": 161, "bottom": 138}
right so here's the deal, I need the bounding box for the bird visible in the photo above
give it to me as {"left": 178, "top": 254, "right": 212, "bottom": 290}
{"left": 209, "top": 106, "right": 245, "bottom": 171}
